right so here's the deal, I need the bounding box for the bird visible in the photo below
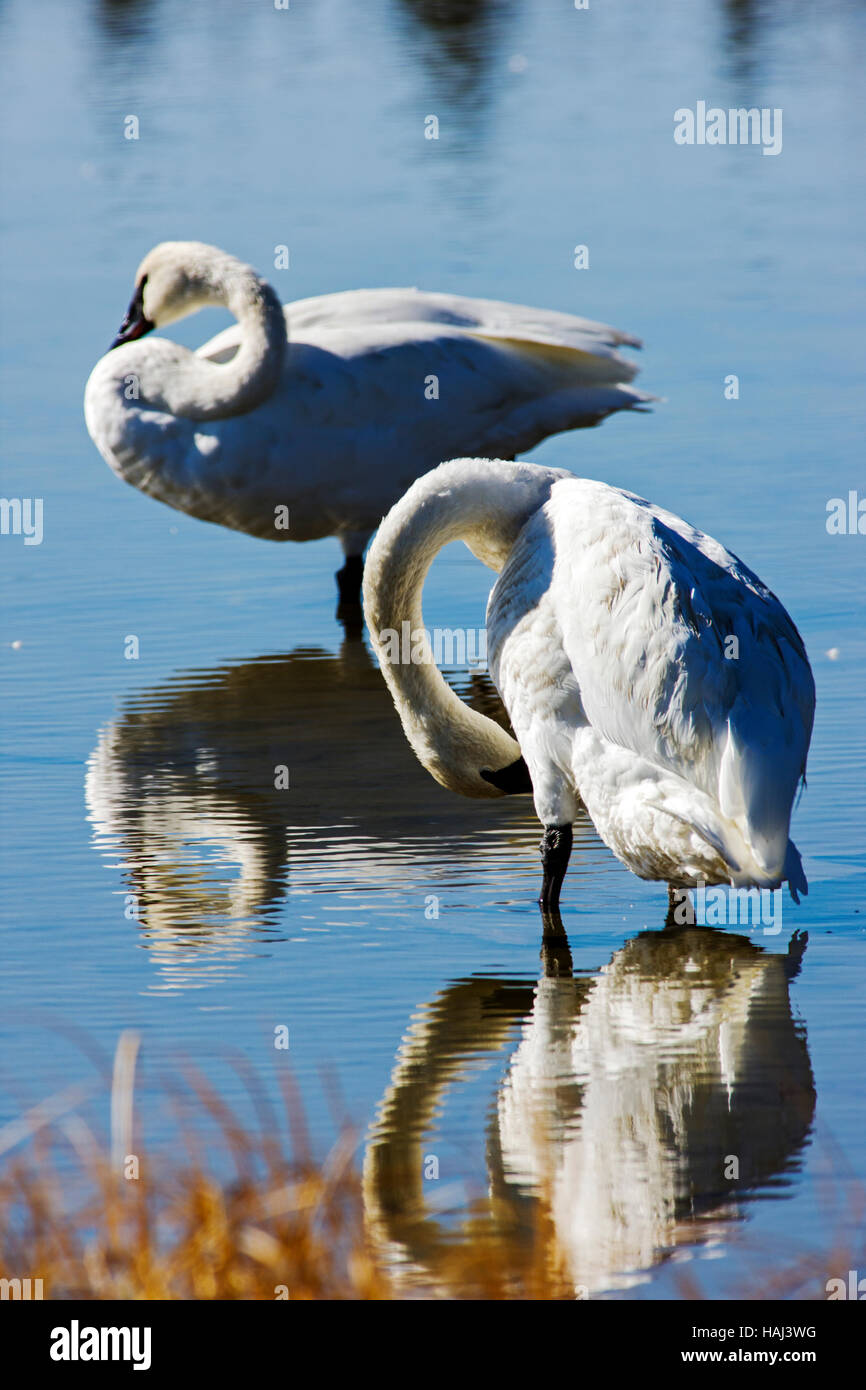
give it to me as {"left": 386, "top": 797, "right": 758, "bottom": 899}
{"left": 83, "top": 241, "right": 649, "bottom": 608}
{"left": 362, "top": 457, "right": 815, "bottom": 914}
{"left": 363, "top": 928, "right": 812, "bottom": 1296}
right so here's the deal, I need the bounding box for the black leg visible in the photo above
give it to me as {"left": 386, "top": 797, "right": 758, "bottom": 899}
{"left": 335, "top": 555, "right": 364, "bottom": 634}
{"left": 336, "top": 554, "right": 364, "bottom": 605}
{"left": 539, "top": 824, "right": 573, "bottom": 912}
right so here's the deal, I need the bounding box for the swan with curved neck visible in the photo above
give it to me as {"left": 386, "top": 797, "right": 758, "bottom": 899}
{"left": 84, "top": 242, "right": 649, "bottom": 606}
{"left": 363, "top": 458, "right": 815, "bottom": 912}
{"left": 103, "top": 241, "right": 287, "bottom": 419}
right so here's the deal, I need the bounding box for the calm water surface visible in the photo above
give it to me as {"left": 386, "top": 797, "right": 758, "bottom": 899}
{"left": 1, "top": 0, "right": 864, "bottom": 1297}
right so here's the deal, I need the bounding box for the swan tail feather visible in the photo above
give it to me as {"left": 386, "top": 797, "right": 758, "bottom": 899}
{"left": 467, "top": 332, "right": 643, "bottom": 387}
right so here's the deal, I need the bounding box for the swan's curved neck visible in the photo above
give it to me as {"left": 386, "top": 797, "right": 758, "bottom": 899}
{"left": 363, "top": 458, "right": 564, "bottom": 799}
{"left": 133, "top": 254, "right": 286, "bottom": 421}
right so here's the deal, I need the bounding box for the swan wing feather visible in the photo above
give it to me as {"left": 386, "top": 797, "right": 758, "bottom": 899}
{"left": 499, "top": 478, "right": 814, "bottom": 875}
{"left": 198, "top": 288, "right": 644, "bottom": 390}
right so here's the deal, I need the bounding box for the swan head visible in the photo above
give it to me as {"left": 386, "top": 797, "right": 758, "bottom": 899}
{"left": 110, "top": 241, "right": 245, "bottom": 350}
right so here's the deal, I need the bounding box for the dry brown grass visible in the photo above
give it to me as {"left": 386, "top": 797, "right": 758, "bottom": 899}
{"left": 0, "top": 1035, "right": 861, "bottom": 1301}
{"left": 0, "top": 1034, "right": 568, "bottom": 1300}
{"left": 1, "top": 1108, "right": 382, "bottom": 1299}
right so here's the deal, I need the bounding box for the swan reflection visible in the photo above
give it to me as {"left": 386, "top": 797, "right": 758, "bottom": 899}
{"left": 364, "top": 924, "right": 814, "bottom": 1296}
{"left": 396, "top": 0, "right": 515, "bottom": 83}
{"left": 85, "top": 641, "right": 542, "bottom": 985}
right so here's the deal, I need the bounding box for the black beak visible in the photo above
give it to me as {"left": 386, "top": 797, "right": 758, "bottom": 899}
{"left": 110, "top": 279, "right": 155, "bottom": 350}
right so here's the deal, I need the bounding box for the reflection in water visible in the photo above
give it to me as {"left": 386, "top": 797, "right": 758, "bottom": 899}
{"left": 364, "top": 925, "right": 814, "bottom": 1296}
{"left": 393, "top": 0, "right": 516, "bottom": 153}
{"left": 721, "top": 0, "right": 763, "bottom": 79}
{"left": 85, "top": 642, "right": 547, "bottom": 987}
{"left": 397, "top": 0, "right": 514, "bottom": 80}
{"left": 94, "top": 0, "right": 157, "bottom": 44}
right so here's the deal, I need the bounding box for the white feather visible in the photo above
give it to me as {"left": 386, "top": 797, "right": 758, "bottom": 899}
{"left": 364, "top": 459, "right": 815, "bottom": 898}
{"left": 84, "top": 243, "right": 647, "bottom": 564}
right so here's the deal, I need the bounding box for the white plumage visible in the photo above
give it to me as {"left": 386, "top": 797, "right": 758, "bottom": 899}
{"left": 84, "top": 241, "right": 647, "bottom": 598}
{"left": 363, "top": 458, "right": 815, "bottom": 907}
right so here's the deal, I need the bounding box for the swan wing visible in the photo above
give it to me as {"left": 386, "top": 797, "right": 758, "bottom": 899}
{"left": 200, "top": 286, "right": 641, "bottom": 353}
{"left": 198, "top": 287, "right": 644, "bottom": 394}
{"left": 196, "top": 292, "right": 649, "bottom": 467}
{"left": 500, "top": 479, "right": 815, "bottom": 879}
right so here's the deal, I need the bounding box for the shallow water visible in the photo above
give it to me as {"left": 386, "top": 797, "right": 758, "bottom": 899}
{"left": 1, "top": 0, "right": 865, "bottom": 1298}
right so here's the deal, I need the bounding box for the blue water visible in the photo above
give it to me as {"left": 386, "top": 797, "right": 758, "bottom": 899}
{"left": 1, "top": 0, "right": 864, "bottom": 1298}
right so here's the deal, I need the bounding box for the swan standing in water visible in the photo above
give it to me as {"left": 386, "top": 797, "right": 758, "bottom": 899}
{"left": 84, "top": 242, "right": 649, "bottom": 606}
{"left": 363, "top": 458, "right": 815, "bottom": 911}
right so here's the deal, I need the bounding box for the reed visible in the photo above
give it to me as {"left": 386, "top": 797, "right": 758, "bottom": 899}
{"left": 0, "top": 1034, "right": 860, "bottom": 1301}
{"left": 0, "top": 1033, "right": 566, "bottom": 1300}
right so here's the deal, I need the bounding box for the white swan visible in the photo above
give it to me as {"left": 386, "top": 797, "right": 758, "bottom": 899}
{"left": 362, "top": 458, "right": 815, "bottom": 909}
{"left": 83, "top": 242, "right": 649, "bottom": 603}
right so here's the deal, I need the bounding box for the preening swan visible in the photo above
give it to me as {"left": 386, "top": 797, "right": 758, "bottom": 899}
{"left": 84, "top": 242, "right": 649, "bottom": 604}
{"left": 363, "top": 458, "right": 815, "bottom": 912}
